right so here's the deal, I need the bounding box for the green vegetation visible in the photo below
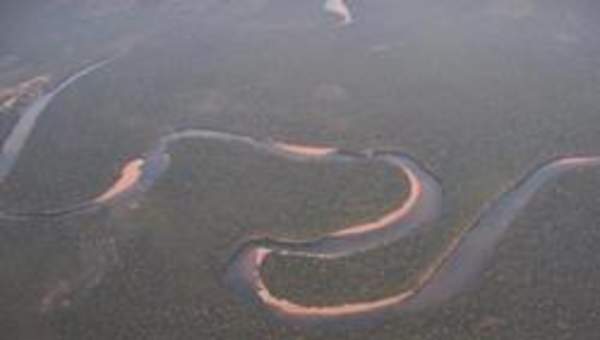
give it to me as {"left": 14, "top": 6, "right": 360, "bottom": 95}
{"left": 2, "top": 1, "right": 600, "bottom": 339}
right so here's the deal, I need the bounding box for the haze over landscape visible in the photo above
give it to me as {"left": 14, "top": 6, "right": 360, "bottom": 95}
{"left": 1, "top": 1, "right": 600, "bottom": 339}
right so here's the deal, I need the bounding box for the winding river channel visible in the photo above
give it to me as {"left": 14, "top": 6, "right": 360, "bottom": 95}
{"left": 3, "top": 60, "right": 600, "bottom": 328}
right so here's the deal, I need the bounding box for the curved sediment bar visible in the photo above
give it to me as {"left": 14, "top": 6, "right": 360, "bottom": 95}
{"left": 4, "top": 110, "right": 599, "bottom": 326}
{"left": 323, "top": 0, "right": 353, "bottom": 25}
{"left": 2, "top": 57, "right": 599, "bottom": 329}
{"left": 225, "top": 155, "right": 600, "bottom": 328}
{"left": 0, "top": 116, "right": 435, "bottom": 312}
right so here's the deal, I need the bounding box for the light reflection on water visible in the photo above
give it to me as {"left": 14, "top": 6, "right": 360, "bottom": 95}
{"left": 1, "top": 0, "right": 600, "bottom": 339}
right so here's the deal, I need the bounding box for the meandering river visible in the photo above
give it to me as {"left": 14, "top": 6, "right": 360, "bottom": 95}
{"left": 3, "top": 60, "right": 600, "bottom": 328}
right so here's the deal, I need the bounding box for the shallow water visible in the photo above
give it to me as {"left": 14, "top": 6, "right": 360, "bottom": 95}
{"left": 2, "top": 1, "right": 600, "bottom": 339}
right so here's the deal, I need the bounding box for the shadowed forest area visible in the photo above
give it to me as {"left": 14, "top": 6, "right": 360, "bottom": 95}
{"left": 1, "top": 1, "right": 600, "bottom": 339}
